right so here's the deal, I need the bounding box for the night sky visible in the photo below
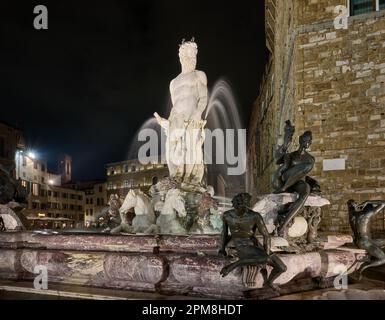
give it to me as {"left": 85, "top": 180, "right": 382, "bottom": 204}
{"left": 0, "top": 0, "right": 268, "bottom": 180}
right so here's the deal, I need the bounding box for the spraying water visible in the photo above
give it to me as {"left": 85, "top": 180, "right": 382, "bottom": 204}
{"left": 127, "top": 117, "right": 164, "bottom": 160}
{"left": 204, "top": 79, "right": 246, "bottom": 197}
{"left": 205, "top": 79, "right": 242, "bottom": 130}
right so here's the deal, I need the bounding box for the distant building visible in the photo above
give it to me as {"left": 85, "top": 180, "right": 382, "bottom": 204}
{"left": 27, "top": 186, "right": 85, "bottom": 229}
{"left": 0, "top": 121, "right": 25, "bottom": 176}
{"left": 14, "top": 151, "right": 84, "bottom": 229}
{"left": 8, "top": 139, "right": 84, "bottom": 228}
{"left": 63, "top": 180, "right": 107, "bottom": 227}
{"left": 2, "top": 121, "right": 109, "bottom": 229}
{"left": 15, "top": 151, "right": 62, "bottom": 187}
{"left": 105, "top": 159, "right": 168, "bottom": 198}
{"left": 84, "top": 182, "right": 107, "bottom": 227}
{"left": 58, "top": 154, "right": 72, "bottom": 184}
{"left": 248, "top": 0, "right": 385, "bottom": 233}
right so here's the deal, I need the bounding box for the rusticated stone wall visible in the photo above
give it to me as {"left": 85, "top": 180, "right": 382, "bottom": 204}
{"left": 0, "top": 232, "right": 365, "bottom": 299}
{"left": 248, "top": 1, "right": 385, "bottom": 233}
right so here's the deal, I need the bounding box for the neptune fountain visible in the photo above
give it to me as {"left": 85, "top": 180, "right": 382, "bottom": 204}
{"left": 0, "top": 39, "right": 379, "bottom": 300}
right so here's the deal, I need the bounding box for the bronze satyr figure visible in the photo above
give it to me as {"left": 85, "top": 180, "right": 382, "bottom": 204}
{"left": 219, "top": 193, "right": 287, "bottom": 290}
{"left": 348, "top": 199, "right": 385, "bottom": 279}
{"left": 272, "top": 120, "right": 318, "bottom": 237}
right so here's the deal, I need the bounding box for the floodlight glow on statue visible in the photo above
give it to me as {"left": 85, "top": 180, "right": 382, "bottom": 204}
{"left": 154, "top": 39, "right": 208, "bottom": 185}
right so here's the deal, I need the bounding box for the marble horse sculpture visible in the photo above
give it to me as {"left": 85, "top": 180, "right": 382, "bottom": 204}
{"left": 111, "top": 189, "right": 157, "bottom": 234}
{"left": 154, "top": 38, "right": 208, "bottom": 186}
{"left": 156, "top": 188, "right": 187, "bottom": 234}
{"left": 272, "top": 120, "right": 320, "bottom": 238}
{"left": 348, "top": 199, "right": 385, "bottom": 279}
{"left": 219, "top": 193, "right": 287, "bottom": 291}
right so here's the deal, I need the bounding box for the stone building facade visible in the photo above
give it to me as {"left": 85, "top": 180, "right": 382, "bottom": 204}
{"left": 25, "top": 186, "right": 85, "bottom": 229}
{"left": 61, "top": 180, "right": 108, "bottom": 227}
{"left": 12, "top": 148, "right": 87, "bottom": 229}
{"left": 248, "top": 0, "right": 385, "bottom": 233}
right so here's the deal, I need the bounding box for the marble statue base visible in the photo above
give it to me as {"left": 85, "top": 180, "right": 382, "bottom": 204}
{"left": 0, "top": 232, "right": 365, "bottom": 299}
{"left": 150, "top": 177, "right": 221, "bottom": 235}
{"left": 0, "top": 202, "right": 27, "bottom": 231}
{"left": 252, "top": 193, "right": 330, "bottom": 249}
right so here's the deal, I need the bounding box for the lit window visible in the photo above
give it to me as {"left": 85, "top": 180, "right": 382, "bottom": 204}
{"left": 32, "top": 183, "right": 39, "bottom": 196}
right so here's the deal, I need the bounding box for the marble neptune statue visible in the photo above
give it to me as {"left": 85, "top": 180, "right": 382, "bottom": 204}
{"left": 154, "top": 39, "right": 208, "bottom": 185}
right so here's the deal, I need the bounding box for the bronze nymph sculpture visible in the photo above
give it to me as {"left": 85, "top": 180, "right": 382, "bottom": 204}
{"left": 347, "top": 199, "right": 385, "bottom": 279}
{"left": 219, "top": 193, "right": 287, "bottom": 290}
{"left": 272, "top": 120, "right": 319, "bottom": 237}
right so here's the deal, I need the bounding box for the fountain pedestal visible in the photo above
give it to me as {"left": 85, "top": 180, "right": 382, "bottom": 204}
{"left": 0, "top": 232, "right": 365, "bottom": 299}
{"left": 150, "top": 177, "right": 221, "bottom": 235}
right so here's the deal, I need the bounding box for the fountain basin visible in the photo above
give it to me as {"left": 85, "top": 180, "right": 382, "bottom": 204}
{"left": 0, "top": 232, "right": 365, "bottom": 299}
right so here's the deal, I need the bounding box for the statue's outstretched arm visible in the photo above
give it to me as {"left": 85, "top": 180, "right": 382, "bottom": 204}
{"left": 154, "top": 112, "right": 169, "bottom": 131}
{"left": 370, "top": 201, "right": 385, "bottom": 217}
{"left": 360, "top": 200, "right": 385, "bottom": 214}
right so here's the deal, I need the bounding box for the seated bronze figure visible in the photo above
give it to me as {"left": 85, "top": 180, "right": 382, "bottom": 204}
{"left": 218, "top": 193, "right": 287, "bottom": 290}
{"left": 272, "top": 120, "right": 319, "bottom": 237}
{"left": 348, "top": 199, "right": 385, "bottom": 280}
